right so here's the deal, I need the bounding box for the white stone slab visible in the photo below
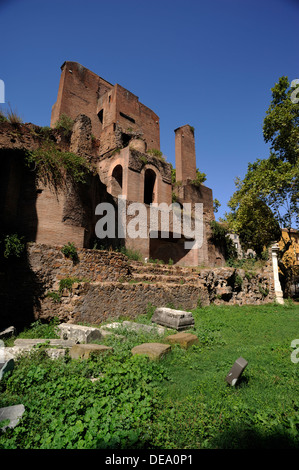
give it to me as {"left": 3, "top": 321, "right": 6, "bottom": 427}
{"left": 57, "top": 323, "right": 103, "bottom": 343}
{"left": 151, "top": 307, "right": 195, "bottom": 330}
{"left": 0, "top": 404, "right": 25, "bottom": 431}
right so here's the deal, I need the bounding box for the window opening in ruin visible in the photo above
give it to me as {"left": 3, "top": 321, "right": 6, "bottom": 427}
{"left": 144, "top": 168, "right": 156, "bottom": 205}
{"left": 120, "top": 112, "right": 135, "bottom": 124}
{"left": 121, "top": 133, "right": 131, "bottom": 147}
{"left": 111, "top": 165, "right": 123, "bottom": 197}
{"left": 98, "top": 109, "right": 103, "bottom": 124}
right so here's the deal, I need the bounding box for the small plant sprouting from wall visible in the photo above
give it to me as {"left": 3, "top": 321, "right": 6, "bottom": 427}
{"left": 234, "top": 273, "right": 243, "bottom": 288}
{"left": 58, "top": 277, "right": 82, "bottom": 293}
{"left": 146, "top": 149, "right": 166, "bottom": 162}
{"left": 145, "top": 302, "right": 156, "bottom": 320}
{"left": 0, "top": 105, "right": 23, "bottom": 125}
{"left": 46, "top": 291, "right": 62, "bottom": 303}
{"left": 1, "top": 233, "right": 25, "bottom": 259}
{"left": 139, "top": 155, "right": 148, "bottom": 165}
{"left": 117, "top": 246, "right": 143, "bottom": 262}
{"left": 54, "top": 113, "right": 74, "bottom": 137}
{"left": 61, "top": 242, "right": 79, "bottom": 263}
{"left": 0, "top": 109, "right": 8, "bottom": 123}
{"left": 259, "top": 284, "right": 269, "bottom": 297}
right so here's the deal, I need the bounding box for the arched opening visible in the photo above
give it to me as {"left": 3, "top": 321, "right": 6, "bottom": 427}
{"left": 111, "top": 165, "right": 123, "bottom": 197}
{"left": 144, "top": 168, "right": 156, "bottom": 204}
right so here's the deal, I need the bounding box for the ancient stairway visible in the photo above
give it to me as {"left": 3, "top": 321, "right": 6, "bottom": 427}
{"left": 127, "top": 260, "right": 201, "bottom": 287}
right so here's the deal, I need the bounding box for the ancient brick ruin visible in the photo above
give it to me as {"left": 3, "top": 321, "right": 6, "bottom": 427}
{"left": 50, "top": 61, "right": 222, "bottom": 266}
{"left": 0, "top": 61, "right": 277, "bottom": 329}
{"left": 1, "top": 61, "right": 223, "bottom": 267}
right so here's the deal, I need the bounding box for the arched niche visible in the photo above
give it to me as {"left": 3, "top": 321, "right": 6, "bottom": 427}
{"left": 143, "top": 168, "right": 157, "bottom": 205}
{"left": 111, "top": 164, "right": 123, "bottom": 197}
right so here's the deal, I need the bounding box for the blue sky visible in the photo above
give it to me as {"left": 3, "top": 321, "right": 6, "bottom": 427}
{"left": 0, "top": 0, "right": 298, "bottom": 220}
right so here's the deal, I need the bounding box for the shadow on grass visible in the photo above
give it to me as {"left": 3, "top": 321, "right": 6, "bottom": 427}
{"left": 211, "top": 425, "right": 299, "bottom": 449}
{"left": 215, "top": 377, "right": 299, "bottom": 448}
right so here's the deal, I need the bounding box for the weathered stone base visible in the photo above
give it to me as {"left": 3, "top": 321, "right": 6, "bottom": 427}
{"left": 166, "top": 332, "right": 199, "bottom": 349}
{"left": 152, "top": 307, "right": 195, "bottom": 330}
{"left": 131, "top": 342, "right": 171, "bottom": 361}
{"left": 69, "top": 344, "right": 113, "bottom": 359}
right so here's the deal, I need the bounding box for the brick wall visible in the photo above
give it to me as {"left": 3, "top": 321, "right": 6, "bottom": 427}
{"left": 12, "top": 244, "right": 275, "bottom": 327}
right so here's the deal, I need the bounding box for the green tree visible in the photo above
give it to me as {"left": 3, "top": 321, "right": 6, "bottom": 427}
{"left": 226, "top": 76, "right": 299, "bottom": 294}
{"left": 226, "top": 193, "right": 281, "bottom": 257}
{"left": 213, "top": 198, "right": 221, "bottom": 214}
{"left": 191, "top": 168, "right": 207, "bottom": 186}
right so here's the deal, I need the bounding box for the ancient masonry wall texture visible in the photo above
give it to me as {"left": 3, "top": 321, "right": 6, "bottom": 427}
{"left": 17, "top": 244, "right": 276, "bottom": 326}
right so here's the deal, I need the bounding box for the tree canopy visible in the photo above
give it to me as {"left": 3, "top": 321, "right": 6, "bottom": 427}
{"left": 226, "top": 76, "right": 299, "bottom": 257}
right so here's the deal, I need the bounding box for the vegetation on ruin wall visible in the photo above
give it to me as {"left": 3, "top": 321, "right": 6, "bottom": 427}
{"left": 26, "top": 141, "right": 91, "bottom": 191}
{"left": 0, "top": 234, "right": 25, "bottom": 259}
{"left": 24, "top": 113, "right": 92, "bottom": 191}
{"left": 0, "top": 106, "right": 23, "bottom": 125}
{"left": 210, "top": 220, "right": 238, "bottom": 261}
{"left": 0, "top": 302, "right": 299, "bottom": 449}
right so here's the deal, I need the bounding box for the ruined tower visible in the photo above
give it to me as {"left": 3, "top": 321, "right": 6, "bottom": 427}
{"left": 175, "top": 124, "right": 197, "bottom": 182}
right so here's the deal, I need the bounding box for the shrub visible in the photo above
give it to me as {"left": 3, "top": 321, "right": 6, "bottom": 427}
{"left": 54, "top": 113, "right": 74, "bottom": 137}
{"left": 61, "top": 242, "right": 79, "bottom": 263}
{"left": 146, "top": 148, "right": 164, "bottom": 159}
{"left": 26, "top": 142, "right": 91, "bottom": 191}
{"left": 6, "top": 108, "right": 23, "bottom": 125}
{"left": 1, "top": 233, "right": 25, "bottom": 258}
{"left": 46, "top": 292, "right": 62, "bottom": 303}
{"left": 190, "top": 168, "right": 207, "bottom": 186}
{"left": 119, "top": 246, "right": 142, "bottom": 262}
{"left": 59, "top": 277, "right": 82, "bottom": 293}
{"left": 210, "top": 221, "right": 237, "bottom": 260}
{"left": 234, "top": 274, "right": 243, "bottom": 288}
{"left": 0, "top": 109, "right": 8, "bottom": 122}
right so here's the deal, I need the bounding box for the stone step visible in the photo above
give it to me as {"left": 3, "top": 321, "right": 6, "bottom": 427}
{"left": 131, "top": 273, "right": 199, "bottom": 285}
{"left": 129, "top": 261, "right": 199, "bottom": 276}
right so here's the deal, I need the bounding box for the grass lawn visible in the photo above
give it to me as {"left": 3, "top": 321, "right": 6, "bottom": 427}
{"left": 0, "top": 301, "right": 299, "bottom": 449}
{"left": 151, "top": 302, "right": 299, "bottom": 449}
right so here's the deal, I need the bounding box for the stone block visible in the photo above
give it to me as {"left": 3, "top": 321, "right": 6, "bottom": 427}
{"left": 131, "top": 342, "right": 171, "bottom": 360}
{"left": 4, "top": 346, "right": 67, "bottom": 360}
{"left": 14, "top": 338, "right": 76, "bottom": 348}
{"left": 0, "top": 404, "right": 25, "bottom": 431}
{"left": 122, "top": 321, "right": 167, "bottom": 336}
{"left": 0, "top": 326, "right": 16, "bottom": 339}
{"left": 166, "top": 332, "right": 199, "bottom": 349}
{"left": 225, "top": 357, "right": 248, "bottom": 386}
{"left": 57, "top": 323, "right": 103, "bottom": 343}
{"left": 0, "top": 359, "right": 14, "bottom": 380}
{"left": 151, "top": 307, "right": 195, "bottom": 330}
{"left": 69, "top": 343, "right": 113, "bottom": 359}
{"left": 46, "top": 349, "right": 67, "bottom": 359}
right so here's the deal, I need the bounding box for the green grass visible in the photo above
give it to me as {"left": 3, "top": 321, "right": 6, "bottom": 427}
{"left": 0, "top": 302, "right": 299, "bottom": 449}
{"left": 150, "top": 302, "right": 299, "bottom": 449}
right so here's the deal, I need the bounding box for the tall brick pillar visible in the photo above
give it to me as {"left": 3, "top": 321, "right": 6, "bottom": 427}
{"left": 175, "top": 125, "right": 197, "bottom": 182}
